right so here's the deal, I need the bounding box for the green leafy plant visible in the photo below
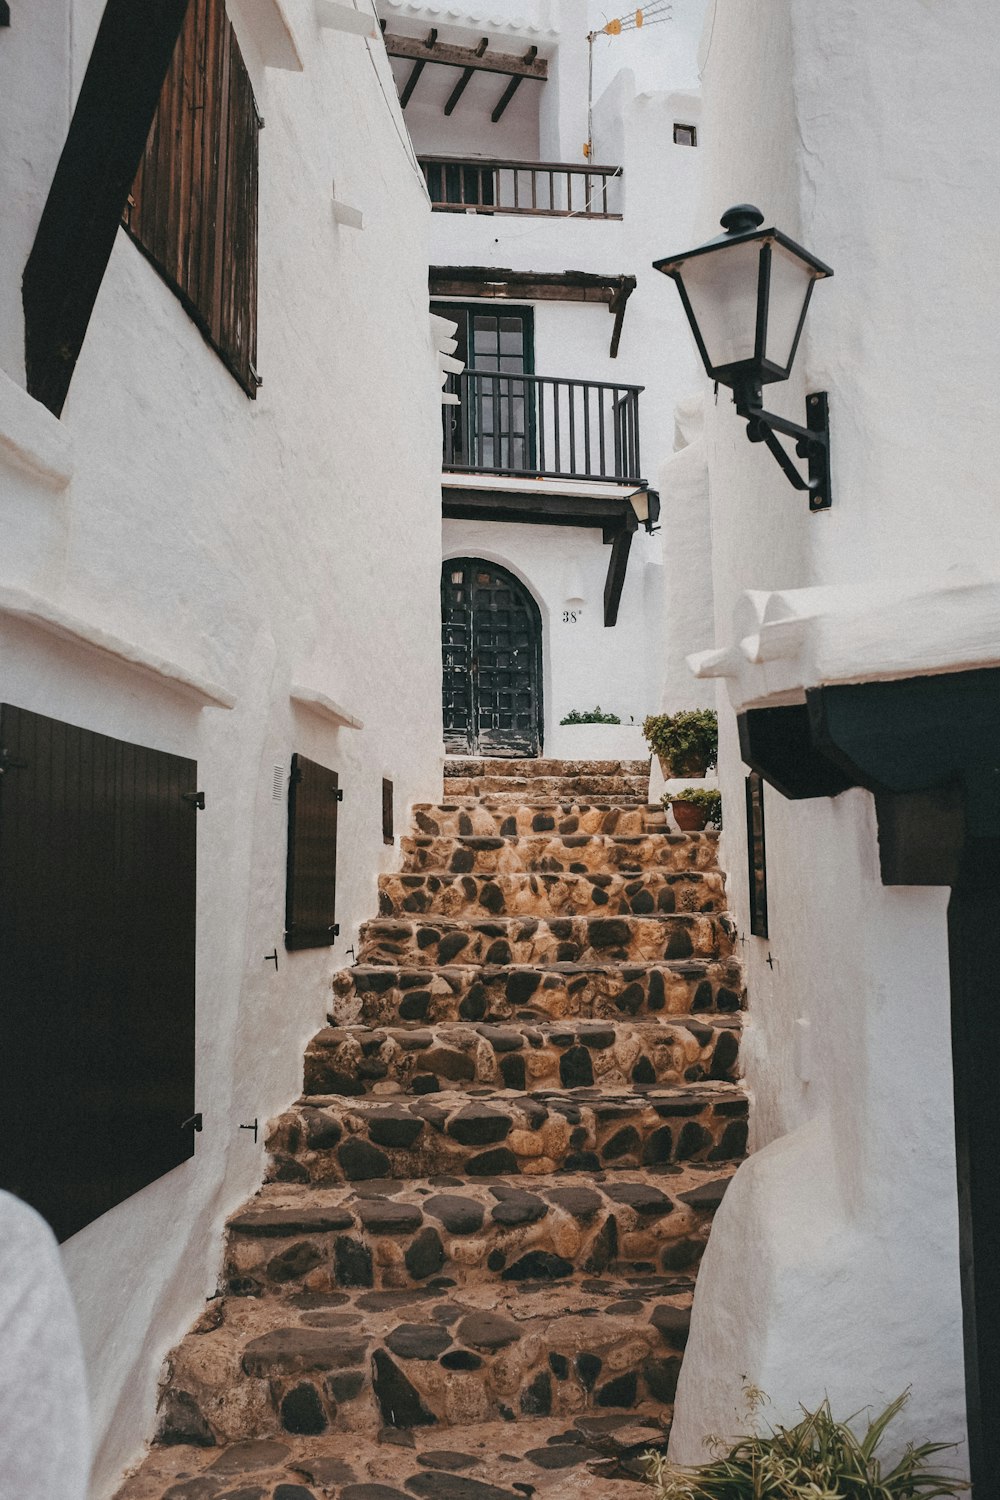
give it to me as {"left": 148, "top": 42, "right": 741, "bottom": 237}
{"left": 560, "top": 706, "right": 622, "bottom": 725}
{"left": 644, "top": 1390, "right": 968, "bottom": 1499}
{"left": 643, "top": 710, "right": 718, "bottom": 775}
{"left": 668, "top": 787, "right": 722, "bottom": 828}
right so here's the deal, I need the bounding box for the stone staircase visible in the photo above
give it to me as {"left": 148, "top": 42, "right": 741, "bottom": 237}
{"left": 115, "top": 757, "right": 746, "bottom": 1500}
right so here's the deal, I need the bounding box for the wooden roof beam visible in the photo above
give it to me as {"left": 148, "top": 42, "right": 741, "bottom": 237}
{"left": 604, "top": 517, "right": 637, "bottom": 627}
{"left": 399, "top": 28, "right": 436, "bottom": 109}
{"left": 444, "top": 37, "right": 488, "bottom": 116}
{"left": 492, "top": 47, "right": 536, "bottom": 122}
{"left": 385, "top": 32, "right": 547, "bottom": 82}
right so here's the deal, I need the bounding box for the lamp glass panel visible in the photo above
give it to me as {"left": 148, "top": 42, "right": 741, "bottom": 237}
{"left": 676, "top": 239, "right": 762, "bottom": 371}
{"left": 763, "top": 242, "right": 815, "bottom": 370}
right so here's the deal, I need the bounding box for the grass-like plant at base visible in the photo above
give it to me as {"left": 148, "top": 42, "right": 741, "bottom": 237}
{"left": 644, "top": 1389, "right": 968, "bottom": 1499}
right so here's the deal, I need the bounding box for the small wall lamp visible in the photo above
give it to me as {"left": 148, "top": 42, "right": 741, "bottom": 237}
{"left": 654, "top": 205, "right": 834, "bottom": 511}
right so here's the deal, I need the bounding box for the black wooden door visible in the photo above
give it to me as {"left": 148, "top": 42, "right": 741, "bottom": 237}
{"left": 0, "top": 705, "right": 197, "bottom": 1242}
{"left": 441, "top": 558, "right": 542, "bottom": 757}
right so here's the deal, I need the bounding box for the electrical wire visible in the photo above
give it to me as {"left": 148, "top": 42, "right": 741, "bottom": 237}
{"left": 354, "top": 0, "right": 430, "bottom": 197}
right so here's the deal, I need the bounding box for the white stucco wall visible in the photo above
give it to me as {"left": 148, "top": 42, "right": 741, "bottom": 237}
{"left": 666, "top": 0, "right": 996, "bottom": 1475}
{"left": 1, "top": 6, "right": 444, "bottom": 1495}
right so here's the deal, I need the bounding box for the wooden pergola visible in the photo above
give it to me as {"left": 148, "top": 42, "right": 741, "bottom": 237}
{"left": 382, "top": 26, "right": 548, "bottom": 122}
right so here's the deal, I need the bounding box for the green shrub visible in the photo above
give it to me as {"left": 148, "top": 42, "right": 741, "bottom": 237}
{"left": 667, "top": 787, "right": 722, "bottom": 828}
{"left": 643, "top": 710, "right": 718, "bottom": 774}
{"left": 644, "top": 1390, "right": 968, "bottom": 1499}
{"left": 560, "top": 706, "right": 622, "bottom": 725}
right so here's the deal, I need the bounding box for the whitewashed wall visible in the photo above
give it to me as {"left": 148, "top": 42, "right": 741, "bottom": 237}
{"left": 0, "top": 4, "right": 443, "bottom": 1495}
{"left": 667, "top": 0, "right": 998, "bottom": 1474}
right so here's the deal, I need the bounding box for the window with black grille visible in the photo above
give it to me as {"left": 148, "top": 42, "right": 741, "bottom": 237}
{"left": 285, "top": 754, "right": 341, "bottom": 950}
{"left": 124, "top": 0, "right": 260, "bottom": 395}
{"left": 0, "top": 705, "right": 198, "bottom": 1242}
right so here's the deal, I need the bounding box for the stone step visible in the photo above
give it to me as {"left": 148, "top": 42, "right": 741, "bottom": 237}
{"left": 413, "top": 801, "right": 655, "bottom": 836}
{"left": 114, "top": 1412, "right": 678, "bottom": 1499}
{"left": 152, "top": 1273, "right": 693, "bottom": 1446}
{"left": 400, "top": 830, "right": 721, "bottom": 876}
{"left": 446, "top": 758, "right": 650, "bottom": 778}
{"left": 358, "top": 913, "right": 736, "bottom": 968}
{"left": 303, "top": 1015, "right": 742, "bottom": 1097}
{"left": 332, "top": 959, "right": 744, "bottom": 1026}
{"left": 266, "top": 1083, "right": 748, "bottom": 1186}
{"left": 444, "top": 775, "right": 649, "bottom": 799}
{"left": 225, "top": 1166, "right": 735, "bottom": 1298}
{"left": 377, "top": 869, "right": 727, "bottom": 920}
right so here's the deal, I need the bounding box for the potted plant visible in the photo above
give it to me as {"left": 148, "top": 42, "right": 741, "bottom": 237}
{"left": 559, "top": 706, "right": 622, "bottom": 725}
{"left": 667, "top": 787, "right": 722, "bottom": 832}
{"left": 643, "top": 710, "right": 718, "bottom": 778}
{"left": 644, "top": 1389, "right": 968, "bottom": 1499}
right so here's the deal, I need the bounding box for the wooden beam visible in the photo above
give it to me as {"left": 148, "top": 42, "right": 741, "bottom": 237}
{"left": 431, "top": 266, "right": 635, "bottom": 306}
{"left": 604, "top": 527, "right": 634, "bottom": 627}
{"left": 399, "top": 28, "right": 436, "bottom": 108}
{"left": 442, "top": 487, "right": 632, "bottom": 531}
{"left": 444, "top": 37, "right": 488, "bottom": 115}
{"left": 608, "top": 276, "right": 637, "bottom": 358}
{"left": 491, "top": 48, "right": 535, "bottom": 122}
{"left": 385, "top": 31, "right": 547, "bottom": 81}
{"left": 22, "top": 0, "right": 191, "bottom": 417}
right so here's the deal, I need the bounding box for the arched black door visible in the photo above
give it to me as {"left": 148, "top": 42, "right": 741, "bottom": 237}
{"left": 442, "top": 558, "right": 543, "bottom": 757}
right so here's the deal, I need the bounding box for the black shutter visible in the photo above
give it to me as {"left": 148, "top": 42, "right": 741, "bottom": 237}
{"left": 382, "top": 777, "right": 394, "bottom": 845}
{"left": 285, "top": 754, "right": 340, "bottom": 950}
{"left": 0, "top": 705, "right": 197, "bottom": 1243}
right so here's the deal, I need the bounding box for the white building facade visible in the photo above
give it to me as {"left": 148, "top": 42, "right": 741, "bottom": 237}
{"left": 0, "top": 3, "right": 445, "bottom": 1494}
{"left": 382, "top": 0, "right": 712, "bottom": 756}
{"left": 661, "top": 1, "right": 999, "bottom": 1489}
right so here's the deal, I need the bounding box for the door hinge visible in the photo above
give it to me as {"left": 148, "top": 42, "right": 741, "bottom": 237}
{"left": 182, "top": 790, "right": 206, "bottom": 809}
{"left": 181, "top": 1112, "right": 203, "bottom": 1132}
{"left": 0, "top": 747, "right": 27, "bottom": 775}
{"left": 334, "top": 787, "right": 344, "bottom": 802}
{"left": 331, "top": 923, "right": 341, "bottom": 938}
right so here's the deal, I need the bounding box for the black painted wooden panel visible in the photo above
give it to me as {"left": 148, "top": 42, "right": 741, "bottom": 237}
{"left": 0, "top": 705, "right": 197, "bottom": 1242}
{"left": 285, "top": 754, "right": 339, "bottom": 950}
{"left": 382, "top": 778, "right": 394, "bottom": 845}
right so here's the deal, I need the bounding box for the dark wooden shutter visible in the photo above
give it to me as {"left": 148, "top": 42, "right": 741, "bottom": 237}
{"left": 124, "top": 0, "right": 260, "bottom": 395}
{"left": 382, "top": 777, "right": 394, "bottom": 845}
{"left": 0, "top": 705, "right": 197, "bottom": 1243}
{"left": 286, "top": 754, "right": 340, "bottom": 950}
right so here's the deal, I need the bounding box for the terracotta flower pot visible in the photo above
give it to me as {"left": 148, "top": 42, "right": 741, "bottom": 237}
{"left": 670, "top": 799, "right": 709, "bottom": 831}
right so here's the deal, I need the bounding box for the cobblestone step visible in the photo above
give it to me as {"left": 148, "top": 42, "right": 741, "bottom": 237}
{"left": 446, "top": 758, "right": 650, "bottom": 778}
{"left": 358, "top": 913, "right": 736, "bottom": 968}
{"left": 378, "top": 869, "right": 727, "bottom": 920}
{"left": 304, "top": 1015, "right": 741, "bottom": 1097}
{"left": 401, "top": 830, "right": 720, "bottom": 875}
{"left": 266, "top": 1083, "right": 748, "bottom": 1186}
{"left": 225, "top": 1166, "right": 735, "bottom": 1297}
{"left": 114, "top": 1413, "right": 677, "bottom": 1499}
{"left": 332, "top": 959, "right": 744, "bottom": 1026}
{"left": 150, "top": 1273, "right": 693, "bottom": 1446}
{"left": 413, "top": 801, "right": 655, "bottom": 835}
{"left": 444, "top": 775, "right": 650, "bottom": 799}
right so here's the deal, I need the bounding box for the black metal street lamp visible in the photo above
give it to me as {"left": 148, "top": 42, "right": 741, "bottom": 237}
{"left": 653, "top": 204, "right": 834, "bottom": 510}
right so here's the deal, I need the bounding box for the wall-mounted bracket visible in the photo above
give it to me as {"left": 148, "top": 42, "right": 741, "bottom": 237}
{"left": 734, "top": 384, "right": 831, "bottom": 511}
{"left": 239, "top": 1118, "right": 259, "bottom": 1144}
{"left": 181, "top": 1112, "right": 203, "bottom": 1132}
{"left": 182, "top": 790, "right": 206, "bottom": 809}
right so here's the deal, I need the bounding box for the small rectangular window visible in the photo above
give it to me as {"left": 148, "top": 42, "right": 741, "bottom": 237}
{"left": 673, "top": 122, "right": 697, "bottom": 147}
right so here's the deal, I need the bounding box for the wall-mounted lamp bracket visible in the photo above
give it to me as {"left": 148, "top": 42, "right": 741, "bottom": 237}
{"left": 735, "top": 384, "right": 831, "bottom": 511}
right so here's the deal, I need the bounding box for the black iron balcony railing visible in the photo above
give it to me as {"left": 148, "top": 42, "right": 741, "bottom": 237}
{"left": 443, "top": 370, "right": 643, "bottom": 485}
{"left": 420, "top": 155, "right": 623, "bottom": 219}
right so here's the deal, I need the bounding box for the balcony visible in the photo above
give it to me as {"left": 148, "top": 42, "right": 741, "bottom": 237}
{"left": 443, "top": 369, "right": 642, "bottom": 483}
{"left": 442, "top": 371, "right": 656, "bottom": 627}
{"left": 421, "top": 156, "right": 623, "bottom": 219}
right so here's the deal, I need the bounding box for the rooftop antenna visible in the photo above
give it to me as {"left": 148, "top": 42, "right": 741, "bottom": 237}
{"left": 585, "top": 3, "right": 673, "bottom": 158}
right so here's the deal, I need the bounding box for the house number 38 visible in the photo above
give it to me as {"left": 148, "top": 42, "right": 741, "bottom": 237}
{"left": 562, "top": 610, "right": 579, "bottom": 624}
